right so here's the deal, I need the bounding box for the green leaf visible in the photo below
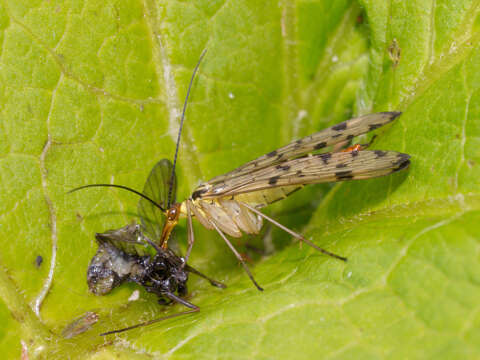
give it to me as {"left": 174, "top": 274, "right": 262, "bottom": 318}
{"left": 1, "top": 0, "right": 479, "bottom": 359}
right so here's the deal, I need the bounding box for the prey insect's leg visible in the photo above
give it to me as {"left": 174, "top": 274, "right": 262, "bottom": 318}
{"left": 100, "top": 290, "right": 199, "bottom": 336}
{"left": 163, "top": 291, "right": 199, "bottom": 310}
{"left": 143, "top": 277, "right": 195, "bottom": 307}
{"left": 145, "top": 277, "right": 200, "bottom": 309}
{"left": 184, "top": 264, "right": 226, "bottom": 288}
{"left": 100, "top": 309, "right": 198, "bottom": 336}
{"left": 240, "top": 202, "right": 347, "bottom": 262}
{"left": 184, "top": 200, "right": 195, "bottom": 265}
{"left": 209, "top": 220, "right": 264, "bottom": 291}
{"left": 144, "top": 237, "right": 162, "bottom": 253}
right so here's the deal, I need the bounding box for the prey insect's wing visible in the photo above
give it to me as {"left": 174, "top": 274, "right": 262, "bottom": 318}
{"left": 89, "top": 223, "right": 149, "bottom": 295}
{"left": 95, "top": 222, "right": 149, "bottom": 256}
{"left": 138, "top": 159, "right": 176, "bottom": 241}
{"left": 200, "top": 150, "right": 410, "bottom": 205}
{"left": 203, "top": 112, "right": 400, "bottom": 187}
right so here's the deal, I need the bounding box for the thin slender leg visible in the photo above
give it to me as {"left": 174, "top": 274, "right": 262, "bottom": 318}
{"left": 144, "top": 237, "right": 162, "bottom": 253}
{"left": 209, "top": 220, "right": 264, "bottom": 291}
{"left": 163, "top": 291, "right": 199, "bottom": 310}
{"left": 184, "top": 200, "right": 195, "bottom": 265}
{"left": 143, "top": 278, "right": 199, "bottom": 310}
{"left": 240, "top": 202, "right": 347, "bottom": 262}
{"left": 100, "top": 309, "right": 198, "bottom": 336}
{"left": 184, "top": 264, "right": 226, "bottom": 288}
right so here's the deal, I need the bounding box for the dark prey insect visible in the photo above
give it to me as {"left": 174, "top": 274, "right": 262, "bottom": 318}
{"left": 72, "top": 50, "right": 411, "bottom": 292}
{"left": 88, "top": 221, "right": 225, "bottom": 335}
{"left": 85, "top": 152, "right": 225, "bottom": 335}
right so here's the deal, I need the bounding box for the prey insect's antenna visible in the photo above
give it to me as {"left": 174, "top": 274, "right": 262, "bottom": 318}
{"left": 100, "top": 309, "right": 198, "bottom": 336}
{"left": 69, "top": 184, "right": 165, "bottom": 212}
{"left": 167, "top": 49, "right": 207, "bottom": 208}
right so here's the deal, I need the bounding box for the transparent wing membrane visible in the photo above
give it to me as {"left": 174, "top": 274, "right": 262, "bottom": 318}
{"left": 197, "top": 150, "right": 410, "bottom": 199}
{"left": 202, "top": 112, "right": 401, "bottom": 187}
{"left": 94, "top": 222, "right": 149, "bottom": 256}
{"left": 138, "top": 159, "right": 176, "bottom": 241}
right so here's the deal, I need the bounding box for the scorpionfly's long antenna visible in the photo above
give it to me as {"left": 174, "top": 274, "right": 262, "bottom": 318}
{"left": 69, "top": 184, "right": 165, "bottom": 212}
{"left": 167, "top": 49, "right": 207, "bottom": 208}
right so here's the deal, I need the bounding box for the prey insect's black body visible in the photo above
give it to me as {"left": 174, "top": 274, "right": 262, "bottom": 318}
{"left": 88, "top": 223, "right": 189, "bottom": 302}
{"left": 88, "top": 222, "right": 224, "bottom": 335}
{"left": 83, "top": 145, "right": 226, "bottom": 335}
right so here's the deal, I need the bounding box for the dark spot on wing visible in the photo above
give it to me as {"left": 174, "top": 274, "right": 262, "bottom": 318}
{"left": 269, "top": 176, "right": 280, "bottom": 185}
{"left": 336, "top": 163, "right": 347, "bottom": 168}
{"left": 296, "top": 170, "right": 305, "bottom": 177}
{"left": 276, "top": 164, "right": 291, "bottom": 171}
{"left": 392, "top": 158, "right": 410, "bottom": 172}
{"left": 383, "top": 111, "right": 402, "bottom": 121}
{"left": 318, "top": 153, "right": 332, "bottom": 164}
{"left": 267, "top": 150, "right": 277, "bottom": 157}
{"left": 347, "top": 134, "right": 354, "bottom": 140}
{"left": 368, "top": 123, "right": 383, "bottom": 131}
{"left": 335, "top": 170, "right": 354, "bottom": 180}
{"left": 332, "top": 122, "right": 347, "bottom": 131}
{"left": 314, "top": 142, "right": 327, "bottom": 150}
{"left": 374, "top": 150, "right": 387, "bottom": 158}
{"left": 192, "top": 187, "right": 208, "bottom": 199}
{"left": 332, "top": 133, "right": 342, "bottom": 138}
{"left": 394, "top": 153, "right": 411, "bottom": 167}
